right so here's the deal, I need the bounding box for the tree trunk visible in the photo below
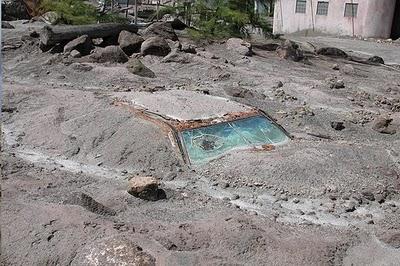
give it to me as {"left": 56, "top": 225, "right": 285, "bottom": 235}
{"left": 40, "top": 23, "right": 139, "bottom": 46}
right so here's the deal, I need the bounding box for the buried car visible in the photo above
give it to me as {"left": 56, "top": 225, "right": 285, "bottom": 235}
{"left": 113, "top": 90, "right": 290, "bottom": 164}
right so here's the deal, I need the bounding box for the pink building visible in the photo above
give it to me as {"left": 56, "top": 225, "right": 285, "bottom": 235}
{"left": 273, "top": 0, "right": 400, "bottom": 39}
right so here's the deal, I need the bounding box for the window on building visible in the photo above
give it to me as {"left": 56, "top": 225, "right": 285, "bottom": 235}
{"left": 295, "top": 0, "right": 307, "bottom": 13}
{"left": 316, "top": 1, "right": 329, "bottom": 15}
{"left": 344, "top": 3, "right": 358, "bottom": 17}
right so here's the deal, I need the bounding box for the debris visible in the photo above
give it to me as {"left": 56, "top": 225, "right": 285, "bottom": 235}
{"left": 118, "top": 30, "right": 144, "bottom": 56}
{"left": 226, "top": 38, "right": 253, "bottom": 56}
{"left": 127, "top": 176, "right": 166, "bottom": 201}
{"left": 63, "top": 35, "right": 94, "bottom": 56}
{"left": 89, "top": 46, "right": 129, "bottom": 63}
{"left": 316, "top": 47, "right": 348, "bottom": 58}
{"left": 141, "top": 36, "right": 171, "bottom": 57}
{"left": 331, "top": 121, "right": 345, "bottom": 131}
{"left": 126, "top": 58, "right": 155, "bottom": 78}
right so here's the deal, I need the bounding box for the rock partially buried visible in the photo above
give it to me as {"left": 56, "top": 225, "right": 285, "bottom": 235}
{"left": 118, "top": 30, "right": 144, "bottom": 56}
{"left": 63, "top": 35, "right": 94, "bottom": 56}
{"left": 2, "top": 21, "right": 14, "bottom": 29}
{"left": 90, "top": 46, "right": 129, "bottom": 63}
{"left": 226, "top": 38, "right": 252, "bottom": 56}
{"left": 127, "top": 58, "right": 155, "bottom": 78}
{"left": 276, "top": 40, "right": 304, "bottom": 62}
{"left": 71, "top": 236, "right": 156, "bottom": 266}
{"left": 141, "top": 36, "right": 171, "bottom": 56}
{"left": 128, "top": 176, "right": 166, "bottom": 201}
{"left": 367, "top": 56, "right": 384, "bottom": 65}
{"left": 317, "top": 47, "right": 348, "bottom": 58}
{"left": 141, "top": 21, "right": 178, "bottom": 41}
{"left": 331, "top": 121, "right": 345, "bottom": 131}
{"left": 372, "top": 115, "right": 396, "bottom": 134}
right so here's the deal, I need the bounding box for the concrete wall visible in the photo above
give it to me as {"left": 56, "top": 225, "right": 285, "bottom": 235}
{"left": 273, "top": 0, "right": 396, "bottom": 38}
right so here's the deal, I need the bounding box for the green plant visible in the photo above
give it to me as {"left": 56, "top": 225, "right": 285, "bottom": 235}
{"left": 39, "top": 0, "right": 127, "bottom": 25}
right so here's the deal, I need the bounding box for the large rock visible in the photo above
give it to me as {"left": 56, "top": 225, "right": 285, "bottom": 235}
{"left": 127, "top": 58, "right": 155, "bottom": 78}
{"left": 63, "top": 35, "right": 94, "bottom": 56}
{"left": 71, "top": 236, "right": 156, "bottom": 266}
{"left": 316, "top": 47, "right": 348, "bottom": 58}
{"left": 276, "top": 40, "right": 304, "bottom": 62}
{"left": 127, "top": 176, "right": 165, "bottom": 201}
{"left": 89, "top": 46, "right": 129, "bottom": 63}
{"left": 118, "top": 30, "right": 144, "bottom": 56}
{"left": 142, "top": 22, "right": 178, "bottom": 41}
{"left": 226, "top": 38, "right": 252, "bottom": 56}
{"left": 141, "top": 37, "right": 171, "bottom": 56}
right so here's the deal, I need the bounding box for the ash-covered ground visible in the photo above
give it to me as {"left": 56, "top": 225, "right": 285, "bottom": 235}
{"left": 1, "top": 20, "right": 400, "bottom": 265}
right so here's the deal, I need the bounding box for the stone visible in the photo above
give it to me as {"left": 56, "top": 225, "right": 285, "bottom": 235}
{"left": 171, "top": 18, "right": 187, "bottom": 30}
{"left": 344, "top": 201, "right": 357, "bottom": 212}
{"left": 276, "top": 40, "right": 304, "bottom": 62}
{"left": 89, "top": 46, "right": 129, "bottom": 63}
{"left": 181, "top": 43, "right": 197, "bottom": 54}
{"left": 126, "top": 58, "right": 155, "bottom": 78}
{"left": 372, "top": 115, "right": 396, "bottom": 134}
{"left": 226, "top": 38, "right": 253, "bottom": 56}
{"left": 329, "top": 79, "right": 345, "bottom": 89}
{"left": 64, "top": 35, "right": 94, "bottom": 56}
{"left": 377, "top": 230, "right": 400, "bottom": 249}
{"left": 127, "top": 176, "right": 165, "bottom": 201}
{"left": 224, "top": 87, "right": 254, "bottom": 99}
{"left": 368, "top": 56, "right": 384, "bottom": 65}
{"left": 142, "top": 22, "right": 178, "bottom": 41}
{"left": 71, "top": 236, "right": 156, "bottom": 266}
{"left": 70, "top": 50, "right": 81, "bottom": 58}
{"left": 316, "top": 47, "right": 348, "bottom": 58}
{"left": 141, "top": 37, "right": 171, "bottom": 57}
{"left": 332, "top": 64, "right": 340, "bottom": 70}
{"left": 40, "top": 11, "right": 61, "bottom": 25}
{"left": 341, "top": 64, "right": 355, "bottom": 75}
{"left": 2, "top": 21, "right": 14, "bottom": 29}
{"left": 161, "top": 50, "right": 191, "bottom": 64}
{"left": 118, "top": 30, "right": 144, "bottom": 56}
{"left": 361, "top": 191, "right": 375, "bottom": 201}
{"left": 331, "top": 121, "right": 345, "bottom": 131}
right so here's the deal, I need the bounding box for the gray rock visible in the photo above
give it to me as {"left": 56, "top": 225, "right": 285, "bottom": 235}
{"left": 372, "top": 115, "right": 396, "bottom": 134}
{"left": 341, "top": 64, "right": 355, "bottom": 75}
{"left": 71, "top": 236, "right": 155, "bottom": 266}
{"left": 332, "top": 63, "right": 340, "bottom": 70}
{"left": 126, "top": 58, "right": 155, "bottom": 78}
{"left": 224, "top": 87, "right": 254, "bottom": 99}
{"left": 118, "top": 30, "right": 144, "bottom": 56}
{"left": 331, "top": 121, "right": 345, "bottom": 131}
{"left": 63, "top": 35, "right": 94, "bottom": 55}
{"left": 142, "top": 22, "right": 178, "bottom": 41}
{"left": 181, "top": 43, "right": 197, "bottom": 54}
{"left": 40, "top": 11, "right": 61, "bottom": 25}
{"left": 317, "top": 47, "right": 348, "bottom": 58}
{"left": 70, "top": 50, "right": 81, "bottom": 58}
{"left": 90, "top": 46, "right": 129, "bottom": 63}
{"left": 141, "top": 37, "right": 171, "bottom": 56}
{"left": 368, "top": 56, "right": 384, "bottom": 65}
{"left": 161, "top": 50, "right": 191, "bottom": 64}
{"left": 361, "top": 191, "right": 375, "bottom": 201}
{"left": 226, "top": 38, "right": 252, "bottom": 56}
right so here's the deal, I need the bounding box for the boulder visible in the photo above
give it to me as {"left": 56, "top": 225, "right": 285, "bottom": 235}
{"left": 118, "top": 30, "right": 144, "bottom": 56}
{"left": 71, "top": 236, "right": 156, "bottom": 266}
{"left": 276, "top": 40, "right": 304, "bottom": 62}
{"left": 63, "top": 35, "right": 94, "bottom": 56}
{"left": 127, "top": 176, "right": 166, "bottom": 201}
{"left": 141, "top": 37, "right": 171, "bottom": 56}
{"left": 89, "top": 46, "right": 129, "bottom": 63}
{"left": 142, "top": 22, "right": 178, "bottom": 41}
{"left": 316, "top": 47, "right": 348, "bottom": 58}
{"left": 372, "top": 115, "right": 396, "bottom": 134}
{"left": 226, "top": 38, "right": 252, "bottom": 56}
{"left": 367, "top": 56, "right": 384, "bottom": 65}
{"left": 1, "top": 21, "right": 14, "bottom": 29}
{"left": 161, "top": 50, "right": 191, "bottom": 64}
{"left": 126, "top": 58, "right": 155, "bottom": 78}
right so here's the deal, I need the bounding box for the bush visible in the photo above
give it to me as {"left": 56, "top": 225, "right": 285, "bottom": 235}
{"left": 39, "top": 0, "right": 127, "bottom": 25}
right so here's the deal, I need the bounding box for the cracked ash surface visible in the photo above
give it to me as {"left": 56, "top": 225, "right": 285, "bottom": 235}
{"left": 1, "top": 20, "right": 400, "bottom": 265}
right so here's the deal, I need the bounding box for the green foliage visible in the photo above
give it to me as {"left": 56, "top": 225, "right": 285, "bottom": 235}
{"left": 39, "top": 0, "right": 127, "bottom": 25}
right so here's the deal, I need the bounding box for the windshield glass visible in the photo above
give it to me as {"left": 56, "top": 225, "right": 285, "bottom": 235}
{"left": 181, "top": 116, "right": 289, "bottom": 164}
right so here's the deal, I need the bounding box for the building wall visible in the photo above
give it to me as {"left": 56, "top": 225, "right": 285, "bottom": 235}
{"left": 273, "top": 0, "right": 396, "bottom": 38}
